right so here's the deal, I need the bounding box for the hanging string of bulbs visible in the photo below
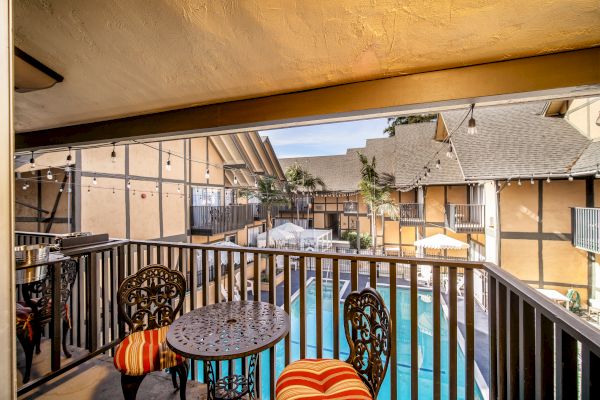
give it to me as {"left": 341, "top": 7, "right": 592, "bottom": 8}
{"left": 405, "top": 104, "right": 477, "bottom": 191}
{"left": 18, "top": 137, "right": 266, "bottom": 195}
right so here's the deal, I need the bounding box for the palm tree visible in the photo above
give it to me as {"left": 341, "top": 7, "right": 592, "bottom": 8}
{"left": 240, "top": 175, "right": 287, "bottom": 247}
{"left": 284, "top": 163, "right": 325, "bottom": 223}
{"left": 357, "top": 153, "right": 399, "bottom": 253}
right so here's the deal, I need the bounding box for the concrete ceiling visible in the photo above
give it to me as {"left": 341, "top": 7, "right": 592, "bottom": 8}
{"left": 14, "top": 0, "right": 600, "bottom": 132}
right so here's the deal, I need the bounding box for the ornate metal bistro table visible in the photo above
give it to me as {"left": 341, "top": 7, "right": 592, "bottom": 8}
{"left": 167, "top": 301, "right": 290, "bottom": 400}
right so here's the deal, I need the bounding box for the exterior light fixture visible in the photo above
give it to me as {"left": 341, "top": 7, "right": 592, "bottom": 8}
{"left": 46, "top": 169, "right": 53, "bottom": 180}
{"left": 446, "top": 144, "right": 454, "bottom": 159}
{"left": 93, "top": 175, "right": 98, "bottom": 185}
{"left": 436, "top": 160, "right": 441, "bottom": 169}
{"left": 29, "top": 151, "right": 35, "bottom": 168}
{"left": 165, "top": 152, "right": 172, "bottom": 171}
{"left": 66, "top": 147, "right": 72, "bottom": 165}
{"left": 467, "top": 104, "right": 477, "bottom": 135}
{"left": 110, "top": 143, "right": 117, "bottom": 163}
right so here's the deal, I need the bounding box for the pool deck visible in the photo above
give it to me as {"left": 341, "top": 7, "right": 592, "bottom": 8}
{"left": 251, "top": 269, "right": 490, "bottom": 387}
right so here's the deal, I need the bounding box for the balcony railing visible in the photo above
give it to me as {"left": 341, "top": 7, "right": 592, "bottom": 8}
{"left": 14, "top": 231, "right": 600, "bottom": 399}
{"left": 399, "top": 203, "right": 425, "bottom": 226}
{"left": 571, "top": 207, "right": 600, "bottom": 253}
{"left": 190, "top": 205, "right": 258, "bottom": 235}
{"left": 446, "top": 204, "right": 485, "bottom": 233}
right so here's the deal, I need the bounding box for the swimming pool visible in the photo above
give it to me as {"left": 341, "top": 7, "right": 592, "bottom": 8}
{"left": 204, "top": 279, "right": 485, "bottom": 399}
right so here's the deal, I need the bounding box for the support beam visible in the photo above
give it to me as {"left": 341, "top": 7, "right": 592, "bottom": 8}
{"left": 16, "top": 47, "right": 600, "bottom": 151}
{"left": 0, "top": 1, "right": 16, "bottom": 399}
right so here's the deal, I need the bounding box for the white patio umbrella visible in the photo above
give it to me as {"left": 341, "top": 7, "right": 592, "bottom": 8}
{"left": 413, "top": 234, "right": 469, "bottom": 250}
{"left": 196, "top": 240, "right": 245, "bottom": 266}
{"left": 257, "top": 228, "right": 295, "bottom": 248}
{"left": 275, "top": 222, "right": 305, "bottom": 234}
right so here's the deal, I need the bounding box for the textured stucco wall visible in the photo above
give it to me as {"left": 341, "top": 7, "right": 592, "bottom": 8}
{"left": 12, "top": 0, "right": 600, "bottom": 131}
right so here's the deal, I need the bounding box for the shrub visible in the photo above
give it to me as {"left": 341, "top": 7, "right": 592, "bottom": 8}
{"left": 343, "top": 231, "right": 372, "bottom": 249}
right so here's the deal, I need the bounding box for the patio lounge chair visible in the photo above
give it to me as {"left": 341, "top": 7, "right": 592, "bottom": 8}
{"left": 276, "top": 287, "right": 391, "bottom": 400}
{"left": 221, "top": 282, "right": 241, "bottom": 301}
{"left": 114, "top": 264, "right": 188, "bottom": 400}
{"left": 417, "top": 265, "right": 432, "bottom": 287}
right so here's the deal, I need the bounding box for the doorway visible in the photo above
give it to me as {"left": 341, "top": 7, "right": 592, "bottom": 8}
{"left": 326, "top": 213, "right": 340, "bottom": 239}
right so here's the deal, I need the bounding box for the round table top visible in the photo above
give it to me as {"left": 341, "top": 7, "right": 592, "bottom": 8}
{"left": 166, "top": 301, "right": 290, "bottom": 361}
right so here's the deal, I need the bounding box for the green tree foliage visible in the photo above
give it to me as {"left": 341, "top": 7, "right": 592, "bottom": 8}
{"left": 384, "top": 114, "right": 437, "bottom": 137}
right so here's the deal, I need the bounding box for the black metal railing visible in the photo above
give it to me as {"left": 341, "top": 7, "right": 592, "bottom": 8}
{"left": 571, "top": 207, "right": 600, "bottom": 254}
{"left": 446, "top": 204, "right": 485, "bottom": 232}
{"left": 399, "top": 203, "right": 425, "bottom": 226}
{"left": 191, "top": 205, "right": 257, "bottom": 235}
{"left": 13, "top": 231, "right": 600, "bottom": 399}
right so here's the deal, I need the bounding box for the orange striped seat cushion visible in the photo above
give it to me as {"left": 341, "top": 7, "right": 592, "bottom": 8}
{"left": 276, "top": 358, "right": 372, "bottom": 400}
{"left": 113, "top": 326, "right": 184, "bottom": 376}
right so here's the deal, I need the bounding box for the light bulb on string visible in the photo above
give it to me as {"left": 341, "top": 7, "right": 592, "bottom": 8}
{"left": 467, "top": 104, "right": 477, "bottom": 135}
{"left": 46, "top": 169, "right": 53, "bottom": 180}
{"left": 87, "top": 186, "right": 90, "bottom": 193}
{"left": 112, "top": 187, "right": 115, "bottom": 194}
{"left": 233, "top": 174, "right": 238, "bottom": 185}
{"left": 546, "top": 175, "right": 551, "bottom": 184}
{"left": 205, "top": 168, "right": 210, "bottom": 179}
{"left": 446, "top": 144, "right": 454, "bottom": 159}
{"left": 596, "top": 164, "right": 600, "bottom": 179}
{"left": 29, "top": 151, "right": 35, "bottom": 168}
{"left": 436, "top": 160, "right": 441, "bottom": 169}
{"left": 530, "top": 175, "right": 535, "bottom": 185}
{"left": 155, "top": 183, "right": 159, "bottom": 192}
{"left": 517, "top": 178, "right": 522, "bottom": 186}
{"left": 177, "top": 185, "right": 181, "bottom": 193}
{"left": 59, "top": 186, "right": 63, "bottom": 193}
{"left": 127, "top": 180, "right": 131, "bottom": 189}
{"left": 93, "top": 175, "right": 97, "bottom": 185}
{"left": 507, "top": 179, "right": 511, "bottom": 186}
{"left": 568, "top": 174, "right": 574, "bottom": 182}
{"left": 22, "top": 183, "right": 27, "bottom": 191}
{"left": 110, "top": 143, "right": 117, "bottom": 163}
{"left": 165, "top": 152, "right": 172, "bottom": 171}
{"left": 66, "top": 147, "right": 72, "bottom": 165}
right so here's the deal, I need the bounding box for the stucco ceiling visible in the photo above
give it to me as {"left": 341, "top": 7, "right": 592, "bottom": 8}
{"left": 14, "top": 0, "right": 600, "bottom": 132}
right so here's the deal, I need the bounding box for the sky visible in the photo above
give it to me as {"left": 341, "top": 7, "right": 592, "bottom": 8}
{"left": 261, "top": 118, "right": 389, "bottom": 159}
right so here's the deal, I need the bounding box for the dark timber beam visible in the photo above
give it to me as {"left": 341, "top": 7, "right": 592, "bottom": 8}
{"left": 15, "top": 47, "right": 600, "bottom": 151}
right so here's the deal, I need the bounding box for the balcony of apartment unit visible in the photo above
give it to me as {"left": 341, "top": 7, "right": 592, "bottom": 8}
{"left": 190, "top": 204, "right": 256, "bottom": 235}
{"left": 15, "top": 230, "right": 600, "bottom": 400}
{"left": 399, "top": 203, "right": 425, "bottom": 226}
{"left": 571, "top": 207, "right": 600, "bottom": 254}
{"left": 445, "top": 204, "right": 485, "bottom": 233}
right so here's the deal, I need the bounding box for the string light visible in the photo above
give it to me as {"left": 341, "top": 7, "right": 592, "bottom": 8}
{"left": 530, "top": 175, "right": 535, "bottom": 185}
{"left": 110, "top": 143, "right": 117, "bottom": 163}
{"left": 87, "top": 186, "right": 90, "bottom": 193}
{"left": 467, "top": 104, "right": 477, "bottom": 135}
{"left": 165, "top": 152, "right": 172, "bottom": 171}
{"left": 436, "top": 159, "right": 441, "bottom": 169}
{"left": 29, "top": 151, "right": 35, "bottom": 168}
{"left": 112, "top": 187, "right": 115, "bottom": 194}
{"left": 46, "top": 168, "right": 53, "bottom": 180}
{"left": 205, "top": 168, "right": 210, "bottom": 179}
{"left": 568, "top": 174, "right": 574, "bottom": 182}
{"left": 93, "top": 175, "right": 97, "bottom": 185}
{"left": 127, "top": 180, "right": 131, "bottom": 189}
{"left": 177, "top": 185, "right": 181, "bottom": 193}
{"left": 446, "top": 144, "right": 454, "bottom": 159}
{"left": 155, "top": 183, "right": 159, "bottom": 192}
{"left": 66, "top": 147, "right": 72, "bottom": 166}
{"left": 596, "top": 164, "right": 600, "bottom": 179}
{"left": 59, "top": 186, "right": 63, "bottom": 193}
{"left": 22, "top": 183, "right": 28, "bottom": 191}
{"left": 546, "top": 174, "right": 551, "bottom": 184}
{"left": 507, "top": 179, "right": 511, "bottom": 186}
{"left": 233, "top": 174, "right": 238, "bottom": 185}
{"left": 517, "top": 178, "right": 522, "bottom": 186}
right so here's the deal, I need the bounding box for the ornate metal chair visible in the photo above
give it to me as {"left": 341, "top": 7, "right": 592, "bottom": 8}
{"left": 113, "top": 264, "right": 188, "bottom": 400}
{"left": 276, "top": 287, "right": 391, "bottom": 400}
{"left": 17, "top": 259, "right": 79, "bottom": 383}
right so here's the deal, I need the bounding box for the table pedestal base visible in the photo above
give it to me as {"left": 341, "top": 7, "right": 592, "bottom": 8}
{"left": 205, "top": 354, "right": 257, "bottom": 400}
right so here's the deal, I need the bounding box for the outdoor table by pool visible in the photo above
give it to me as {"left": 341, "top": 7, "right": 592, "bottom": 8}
{"left": 537, "top": 288, "right": 569, "bottom": 308}
{"left": 166, "top": 301, "right": 289, "bottom": 400}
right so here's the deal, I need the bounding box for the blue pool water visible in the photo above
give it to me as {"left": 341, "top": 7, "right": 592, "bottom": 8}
{"left": 204, "top": 280, "right": 484, "bottom": 399}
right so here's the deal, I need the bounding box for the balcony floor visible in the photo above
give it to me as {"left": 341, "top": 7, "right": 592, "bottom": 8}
{"left": 19, "top": 350, "right": 206, "bottom": 400}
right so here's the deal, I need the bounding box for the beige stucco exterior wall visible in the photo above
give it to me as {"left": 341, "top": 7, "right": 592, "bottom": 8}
{"left": 81, "top": 176, "right": 126, "bottom": 238}
{"left": 501, "top": 239, "right": 539, "bottom": 281}
{"left": 500, "top": 183, "right": 538, "bottom": 232}
{"left": 424, "top": 186, "right": 445, "bottom": 222}
{"left": 542, "top": 180, "right": 585, "bottom": 233}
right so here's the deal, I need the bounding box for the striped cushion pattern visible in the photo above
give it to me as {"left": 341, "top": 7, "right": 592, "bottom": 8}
{"left": 114, "top": 326, "right": 184, "bottom": 376}
{"left": 276, "top": 358, "right": 372, "bottom": 400}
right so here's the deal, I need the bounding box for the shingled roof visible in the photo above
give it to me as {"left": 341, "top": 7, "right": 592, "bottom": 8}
{"left": 278, "top": 101, "right": 593, "bottom": 191}
{"left": 443, "top": 102, "right": 590, "bottom": 180}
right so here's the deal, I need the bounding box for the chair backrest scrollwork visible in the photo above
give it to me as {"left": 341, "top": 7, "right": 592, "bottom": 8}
{"left": 343, "top": 287, "right": 391, "bottom": 398}
{"left": 117, "top": 264, "right": 186, "bottom": 333}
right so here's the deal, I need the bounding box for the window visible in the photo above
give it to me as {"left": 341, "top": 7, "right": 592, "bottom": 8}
{"left": 247, "top": 225, "right": 264, "bottom": 246}
{"left": 192, "top": 186, "right": 222, "bottom": 206}
{"left": 225, "top": 189, "right": 237, "bottom": 205}
{"left": 224, "top": 234, "right": 236, "bottom": 243}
